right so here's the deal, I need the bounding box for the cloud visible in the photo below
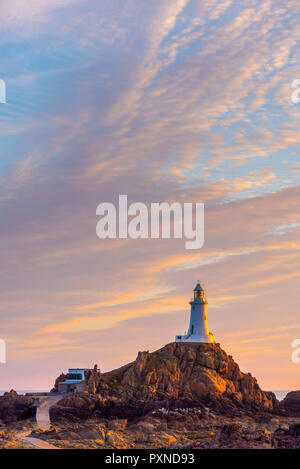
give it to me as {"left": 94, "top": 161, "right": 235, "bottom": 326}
{"left": 0, "top": 0, "right": 82, "bottom": 29}
{"left": 0, "top": 0, "right": 300, "bottom": 390}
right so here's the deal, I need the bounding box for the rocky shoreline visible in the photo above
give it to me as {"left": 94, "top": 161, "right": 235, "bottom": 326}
{"left": 1, "top": 342, "right": 299, "bottom": 449}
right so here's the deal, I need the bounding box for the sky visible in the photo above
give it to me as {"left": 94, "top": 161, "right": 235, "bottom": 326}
{"left": 0, "top": 0, "right": 299, "bottom": 391}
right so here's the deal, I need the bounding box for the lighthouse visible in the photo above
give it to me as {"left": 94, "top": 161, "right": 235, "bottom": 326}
{"left": 175, "top": 282, "right": 214, "bottom": 343}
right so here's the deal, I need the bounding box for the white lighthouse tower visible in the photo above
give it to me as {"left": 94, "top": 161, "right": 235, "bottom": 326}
{"left": 175, "top": 282, "right": 214, "bottom": 343}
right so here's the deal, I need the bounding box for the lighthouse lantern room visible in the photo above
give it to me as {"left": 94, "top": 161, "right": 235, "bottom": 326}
{"left": 175, "top": 282, "right": 214, "bottom": 343}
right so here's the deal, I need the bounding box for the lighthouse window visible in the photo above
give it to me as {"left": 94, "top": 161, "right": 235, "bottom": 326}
{"left": 191, "top": 325, "right": 194, "bottom": 334}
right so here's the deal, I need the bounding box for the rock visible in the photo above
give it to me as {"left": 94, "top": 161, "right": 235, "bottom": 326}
{"left": 3, "top": 390, "right": 18, "bottom": 397}
{"left": 96, "top": 342, "right": 277, "bottom": 415}
{"left": 272, "top": 425, "right": 300, "bottom": 449}
{"left": 79, "top": 428, "right": 104, "bottom": 440}
{"left": 49, "top": 393, "right": 108, "bottom": 424}
{"left": 131, "top": 421, "right": 155, "bottom": 433}
{"left": 0, "top": 430, "right": 18, "bottom": 449}
{"left": 49, "top": 395, "right": 102, "bottom": 423}
{"left": 51, "top": 373, "right": 68, "bottom": 393}
{"left": 280, "top": 391, "right": 300, "bottom": 415}
{"left": 49, "top": 343, "right": 277, "bottom": 425}
{"left": 209, "top": 423, "right": 272, "bottom": 449}
{"left": 289, "top": 423, "right": 300, "bottom": 437}
{"left": 279, "top": 423, "right": 289, "bottom": 431}
{"left": 161, "top": 433, "right": 177, "bottom": 446}
{"left": 107, "top": 419, "right": 127, "bottom": 432}
{"left": 56, "top": 394, "right": 95, "bottom": 410}
{"left": 85, "top": 364, "right": 102, "bottom": 394}
{"left": 0, "top": 394, "right": 35, "bottom": 425}
{"left": 230, "top": 391, "right": 243, "bottom": 404}
{"left": 50, "top": 406, "right": 92, "bottom": 423}
{"left": 49, "top": 394, "right": 98, "bottom": 423}
{"left": 32, "top": 424, "right": 106, "bottom": 443}
{"left": 106, "top": 430, "right": 124, "bottom": 448}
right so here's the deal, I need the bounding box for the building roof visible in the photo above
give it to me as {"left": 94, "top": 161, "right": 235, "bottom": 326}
{"left": 68, "top": 368, "right": 100, "bottom": 372}
{"left": 194, "top": 282, "right": 204, "bottom": 291}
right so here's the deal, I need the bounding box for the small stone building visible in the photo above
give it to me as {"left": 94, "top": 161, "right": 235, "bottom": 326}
{"left": 57, "top": 368, "right": 90, "bottom": 394}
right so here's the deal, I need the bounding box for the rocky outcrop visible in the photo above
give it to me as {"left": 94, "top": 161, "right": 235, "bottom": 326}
{"left": 279, "top": 391, "right": 300, "bottom": 415}
{"left": 50, "top": 372, "right": 68, "bottom": 393}
{"left": 0, "top": 391, "right": 35, "bottom": 425}
{"left": 50, "top": 394, "right": 103, "bottom": 423}
{"left": 84, "top": 364, "right": 102, "bottom": 394}
{"left": 97, "top": 342, "right": 277, "bottom": 412}
{"left": 50, "top": 342, "right": 277, "bottom": 424}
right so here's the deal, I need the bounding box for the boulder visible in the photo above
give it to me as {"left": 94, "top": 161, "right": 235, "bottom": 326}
{"left": 280, "top": 391, "right": 300, "bottom": 415}
{"left": 289, "top": 423, "right": 300, "bottom": 437}
{"left": 209, "top": 423, "right": 272, "bottom": 449}
{"left": 0, "top": 393, "right": 35, "bottom": 425}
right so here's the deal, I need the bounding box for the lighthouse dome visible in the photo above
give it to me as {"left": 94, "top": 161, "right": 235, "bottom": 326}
{"left": 194, "top": 282, "right": 203, "bottom": 292}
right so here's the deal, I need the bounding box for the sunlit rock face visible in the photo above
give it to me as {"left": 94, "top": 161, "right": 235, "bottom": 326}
{"left": 97, "top": 342, "right": 277, "bottom": 410}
